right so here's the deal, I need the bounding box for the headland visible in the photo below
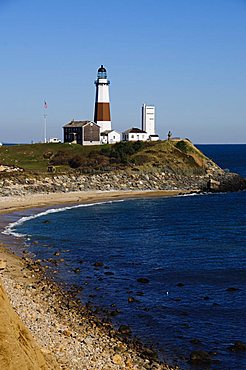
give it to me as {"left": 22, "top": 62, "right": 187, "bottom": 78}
{"left": 0, "top": 140, "right": 245, "bottom": 369}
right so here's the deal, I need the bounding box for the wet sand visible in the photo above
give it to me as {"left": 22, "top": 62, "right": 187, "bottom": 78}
{"left": 0, "top": 190, "right": 185, "bottom": 369}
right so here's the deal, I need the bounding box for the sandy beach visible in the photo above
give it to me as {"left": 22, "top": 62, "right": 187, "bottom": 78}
{"left": 0, "top": 190, "right": 184, "bottom": 370}
{"left": 0, "top": 189, "right": 190, "bottom": 214}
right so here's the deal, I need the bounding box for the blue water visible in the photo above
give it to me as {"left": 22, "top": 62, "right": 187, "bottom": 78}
{"left": 9, "top": 145, "right": 246, "bottom": 369}
{"left": 197, "top": 144, "right": 246, "bottom": 178}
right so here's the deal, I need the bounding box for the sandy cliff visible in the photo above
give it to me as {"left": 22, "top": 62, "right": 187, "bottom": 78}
{"left": 0, "top": 281, "right": 59, "bottom": 370}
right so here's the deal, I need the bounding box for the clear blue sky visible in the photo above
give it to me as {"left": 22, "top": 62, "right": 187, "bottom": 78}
{"left": 0, "top": 0, "right": 245, "bottom": 143}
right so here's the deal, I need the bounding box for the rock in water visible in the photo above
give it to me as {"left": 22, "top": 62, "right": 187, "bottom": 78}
{"left": 118, "top": 325, "right": 132, "bottom": 335}
{"left": 229, "top": 341, "right": 246, "bottom": 352}
{"left": 226, "top": 287, "right": 241, "bottom": 292}
{"left": 189, "top": 350, "right": 212, "bottom": 364}
{"left": 137, "top": 277, "right": 149, "bottom": 284}
{"left": 93, "top": 261, "right": 104, "bottom": 267}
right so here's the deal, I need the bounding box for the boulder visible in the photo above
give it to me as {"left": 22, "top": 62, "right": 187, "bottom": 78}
{"left": 118, "top": 325, "right": 132, "bottom": 335}
{"left": 207, "top": 178, "right": 220, "bottom": 191}
{"left": 128, "top": 296, "right": 139, "bottom": 303}
{"left": 137, "top": 277, "right": 149, "bottom": 284}
{"left": 112, "top": 354, "right": 123, "bottom": 366}
{"left": 229, "top": 341, "right": 246, "bottom": 352}
{"left": 189, "top": 350, "right": 212, "bottom": 364}
{"left": 93, "top": 261, "right": 104, "bottom": 267}
{"left": 226, "top": 287, "right": 241, "bottom": 292}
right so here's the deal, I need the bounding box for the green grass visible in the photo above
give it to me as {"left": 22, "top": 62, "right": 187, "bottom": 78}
{"left": 0, "top": 143, "right": 102, "bottom": 172}
{"left": 0, "top": 139, "right": 214, "bottom": 175}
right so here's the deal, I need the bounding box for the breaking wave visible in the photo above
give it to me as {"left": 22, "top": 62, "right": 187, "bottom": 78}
{"left": 2, "top": 199, "right": 124, "bottom": 238}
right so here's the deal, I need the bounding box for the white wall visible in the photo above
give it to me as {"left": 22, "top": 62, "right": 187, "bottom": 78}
{"left": 101, "top": 130, "right": 121, "bottom": 144}
{"left": 142, "top": 104, "right": 155, "bottom": 136}
{"left": 97, "top": 80, "right": 110, "bottom": 102}
{"left": 98, "top": 121, "right": 112, "bottom": 132}
{"left": 108, "top": 131, "right": 121, "bottom": 144}
{"left": 83, "top": 140, "right": 100, "bottom": 146}
{"left": 122, "top": 132, "right": 148, "bottom": 142}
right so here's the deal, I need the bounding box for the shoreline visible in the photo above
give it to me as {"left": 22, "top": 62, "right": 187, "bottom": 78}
{"left": 0, "top": 189, "right": 194, "bottom": 215}
{"left": 0, "top": 190, "right": 185, "bottom": 370}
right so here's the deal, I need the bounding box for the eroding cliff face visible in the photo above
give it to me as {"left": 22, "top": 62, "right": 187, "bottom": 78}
{"left": 0, "top": 282, "right": 59, "bottom": 370}
{"left": 0, "top": 171, "right": 201, "bottom": 195}
{"left": 0, "top": 169, "right": 245, "bottom": 197}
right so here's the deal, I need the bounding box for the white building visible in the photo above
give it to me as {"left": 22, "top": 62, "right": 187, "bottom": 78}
{"left": 122, "top": 128, "right": 149, "bottom": 142}
{"left": 101, "top": 130, "right": 121, "bottom": 144}
{"left": 149, "top": 134, "right": 159, "bottom": 141}
{"left": 142, "top": 104, "right": 155, "bottom": 136}
{"left": 48, "top": 138, "right": 61, "bottom": 143}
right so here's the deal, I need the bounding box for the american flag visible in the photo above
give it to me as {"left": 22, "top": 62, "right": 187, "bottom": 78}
{"left": 44, "top": 101, "right": 48, "bottom": 109}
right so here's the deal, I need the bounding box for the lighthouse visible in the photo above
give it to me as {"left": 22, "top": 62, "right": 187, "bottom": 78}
{"left": 94, "top": 65, "right": 111, "bottom": 132}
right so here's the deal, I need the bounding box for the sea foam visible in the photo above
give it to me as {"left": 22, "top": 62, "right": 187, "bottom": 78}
{"left": 3, "top": 199, "right": 124, "bottom": 238}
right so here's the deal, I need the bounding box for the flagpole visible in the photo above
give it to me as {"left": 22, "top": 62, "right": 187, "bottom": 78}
{"left": 44, "top": 113, "right": 47, "bottom": 143}
{"left": 43, "top": 101, "right": 48, "bottom": 143}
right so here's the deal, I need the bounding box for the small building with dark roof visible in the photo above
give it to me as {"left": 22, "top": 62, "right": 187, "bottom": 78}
{"left": 122, "top": 127, "right": 149, "bottom": 142}
{"left": 63, "top": 120, "right": 100, "bottom": 145}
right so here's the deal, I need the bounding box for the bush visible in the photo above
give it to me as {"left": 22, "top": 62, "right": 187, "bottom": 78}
{"left": 68, "top": 156, "right": 84, "bottom": 168}
{"left": 100, "top": 141, "right": 150, "bottom": 164}
{"left": 49, "top": 151, "right": 71, "bottom": 165}
{"left": 175, "top": 140, "right": 189, "bottom": 153}
{"left": 131, "top": 154, "right": 149, "bottom": 166}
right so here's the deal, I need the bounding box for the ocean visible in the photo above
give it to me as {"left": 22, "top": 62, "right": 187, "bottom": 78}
{"left": 4, "top": 144, "right": 246, "bottom": 369}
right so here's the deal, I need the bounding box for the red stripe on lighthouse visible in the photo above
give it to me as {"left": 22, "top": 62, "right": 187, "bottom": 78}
{"left": 94, "top": 102, "right": 111, "bottom": 122}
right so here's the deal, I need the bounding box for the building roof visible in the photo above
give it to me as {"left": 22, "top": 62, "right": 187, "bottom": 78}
{"left": 98, "top": 65, "right": 106, "bottom": 73}
{"left": 63, "top": 120, "right": 99, "bottom": 128}
{"left": 100, "top": 130, "right": 113, "bottom": 136}
{"left": 100, "top": 129, "right": 120, "bottom": 136}
{"left": 123, "top": 127, "right": 147, "bottom": 134}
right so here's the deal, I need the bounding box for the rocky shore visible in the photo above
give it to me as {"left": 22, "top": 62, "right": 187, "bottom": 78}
{"left": 0, "top": 239, "right": 178, "bottom": 370}
{"left": 0, "top": 189, "right": 187, "bottom": 370}
{"left": 0, "top": 166, "right": 246, "bottom": 197}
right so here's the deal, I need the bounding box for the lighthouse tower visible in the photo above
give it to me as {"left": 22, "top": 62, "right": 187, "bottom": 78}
{"left": 94, "top": 65, "right": 111, "bottom": 132}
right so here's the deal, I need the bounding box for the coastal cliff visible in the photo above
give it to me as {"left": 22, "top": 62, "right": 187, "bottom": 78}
{"left": 0, "top": 281, "right": 58, "bottom": 370}
{"left": 0, "top": 139, "right": 245, "bottom": 196}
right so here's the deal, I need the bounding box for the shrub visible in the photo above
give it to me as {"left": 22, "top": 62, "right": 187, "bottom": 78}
{"left": 175, "top": 140, "right": 189, "bottom": 153}
{"left": 100, "top": 141, "right": 150, "bottom": 164}
{"left": 49, "top": 151, "right": 71, "bottom": 165}
{"left": 68, "top": 156, "right": 84, "bottom": 168}
{"left": 131, "top": 154, "right": 149, "bottom": 166}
